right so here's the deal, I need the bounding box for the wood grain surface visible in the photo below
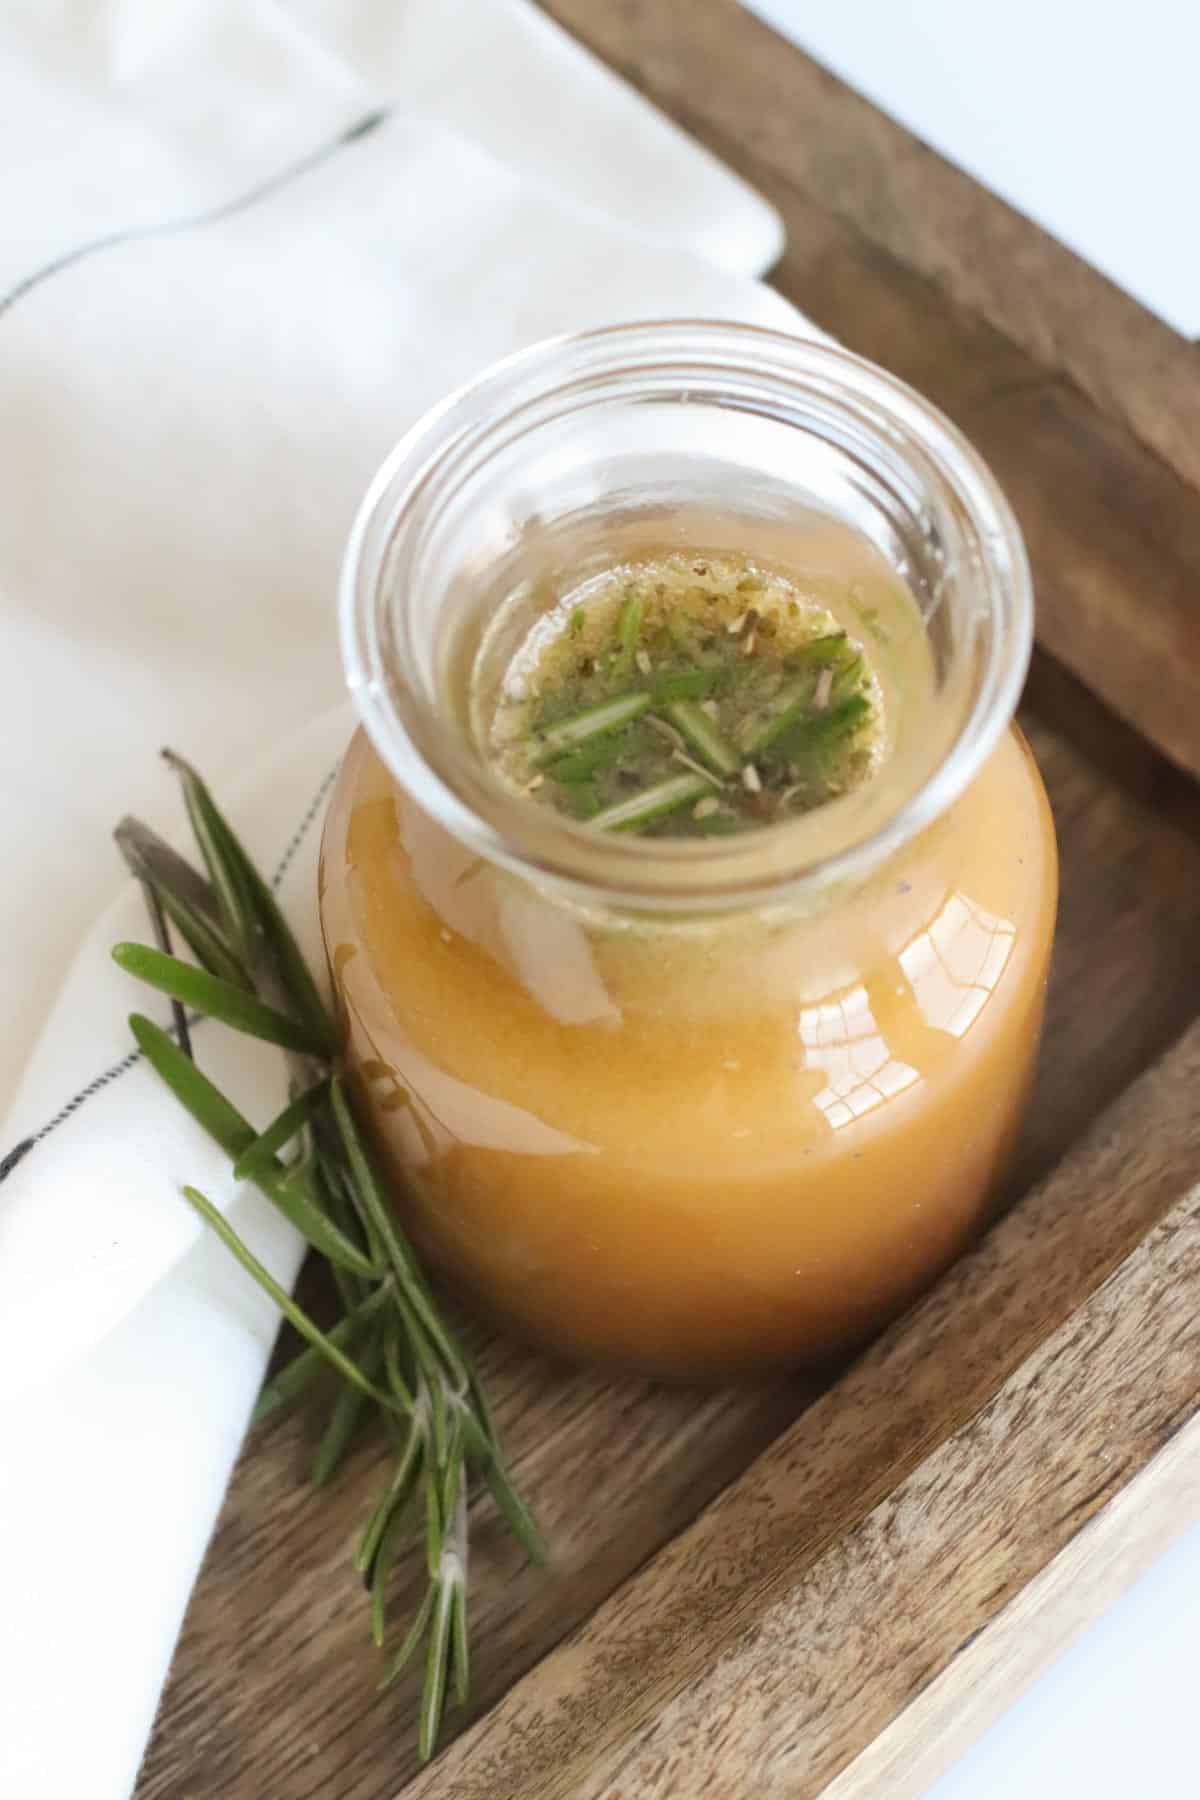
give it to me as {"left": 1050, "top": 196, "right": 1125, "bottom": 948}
{"left": 538, "top": 0, "right": 1200, "bottom": 784}
{"left": 824, "top": 1410, "right": 1200, "bottom": 1799}
{"left": 135, "top": 7, "right": 1200, "bottom": 1796}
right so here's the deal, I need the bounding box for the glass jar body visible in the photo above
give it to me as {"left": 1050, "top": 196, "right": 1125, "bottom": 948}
{"left": 320, "top": 720, "right": 1056, "bottom": 1377}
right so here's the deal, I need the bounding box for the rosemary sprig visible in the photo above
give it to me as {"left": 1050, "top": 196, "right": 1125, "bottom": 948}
{"left": 112, "top": 753, "right": 543, "bottom": 1759}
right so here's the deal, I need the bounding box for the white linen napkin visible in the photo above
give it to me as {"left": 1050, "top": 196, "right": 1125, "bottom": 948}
{"left": 0, "top": 4, "right": 801, "bottom": 1794}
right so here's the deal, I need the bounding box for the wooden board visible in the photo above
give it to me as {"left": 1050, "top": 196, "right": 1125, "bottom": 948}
{"left": 135, "top": 7, "right": 1200, "bottom": 1797}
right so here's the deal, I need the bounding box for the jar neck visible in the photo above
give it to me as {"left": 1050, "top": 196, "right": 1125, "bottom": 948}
{"left": 341, "top": 321, "right": 1031, "bottom": 916}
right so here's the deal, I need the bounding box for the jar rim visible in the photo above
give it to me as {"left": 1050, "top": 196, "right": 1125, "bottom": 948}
{"left": 340, "top": 319, "right": 1032, "bottom": 914}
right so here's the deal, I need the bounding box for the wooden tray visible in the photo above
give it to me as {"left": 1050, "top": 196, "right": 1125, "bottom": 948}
{"left": 136, "top": 7, "right": 1200, "bottom": 1795}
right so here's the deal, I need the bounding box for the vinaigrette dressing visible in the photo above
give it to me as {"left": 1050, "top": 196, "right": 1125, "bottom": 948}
{"left": 322, "top": 521, "right": 1056, "bottom": 1375}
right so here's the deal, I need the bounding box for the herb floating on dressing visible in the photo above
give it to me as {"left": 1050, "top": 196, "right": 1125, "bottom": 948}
{"left": 490, "top": 554, "right": 881, "bottom": 836}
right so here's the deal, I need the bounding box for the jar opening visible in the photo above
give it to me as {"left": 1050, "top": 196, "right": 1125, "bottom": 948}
{"left": 341, "top": 321, "right": 1032, "bottom": 914}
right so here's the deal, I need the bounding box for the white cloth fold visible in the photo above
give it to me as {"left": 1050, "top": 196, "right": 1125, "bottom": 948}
{"left": 0, "top": 4, "right": 798, "bottom": 1795}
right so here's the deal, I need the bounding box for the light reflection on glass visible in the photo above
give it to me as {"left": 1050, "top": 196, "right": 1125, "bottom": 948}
{"left": 900, "top": 892, "right": 1016, "bottom": 1039}
{"left": 798, "top": 891, "right": 1017, "bottom": 1131}
{"left": 799, "top": 984, "right": 919, "bottom": 1131}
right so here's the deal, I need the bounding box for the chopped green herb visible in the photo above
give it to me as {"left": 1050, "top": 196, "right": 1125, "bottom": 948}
{"left": 593, "top": 772, "right": 711, "bottom": 834}
{"left": 787, "top": 633, "right": 854, "bottom": 672}
{"left": 651, "top": 668, "right": 720, "bottom": 703}
{"left": 566, "top": 783, "right": 602, "bottom": 820}
{"left": 613, "top": 589, "right": 644, "bottom": 678}
{"left": 493, "top": 555, "right": 879, "bottom": 838}
{"left": 831, "top": 653, "right": 865, "bottom": 703}
{"left": 546, "top": 730, "right": 637, "bottom": 784}
{"left": 665, "top": 699, "right": 740, "bottom": 778}
{"left": 534, "top": 690, "right": 651, "bottom": 760}
{"left": 774, "top": 692, "right": 872, "bottom": 766}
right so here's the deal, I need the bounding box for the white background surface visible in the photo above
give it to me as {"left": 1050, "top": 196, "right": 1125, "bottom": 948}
{"left": 927, "top": 1520, "right": 1200, "bottom": 1799}
{"left": 743, "top": 3, "right": 1200, "bottom": 1794}
{"left": 747, "top": 0, "right": 1200, "bottom": 336}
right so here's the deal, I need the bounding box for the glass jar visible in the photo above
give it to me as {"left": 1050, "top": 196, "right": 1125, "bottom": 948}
{"left": 321, "top": 321, "right": 1057, "bottom": 1379}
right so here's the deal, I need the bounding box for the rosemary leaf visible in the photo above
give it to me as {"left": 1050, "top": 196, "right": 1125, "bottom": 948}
{"left": 379, "top": 1585, "right": 435, "bottom": 1691}
{"left": 381, "top": 1311, "right": 417, "bottom": 1416}
{"left": 257, "top": 1165, "right": 378, "bottom": 1281}
{"left": 163, "top": 753, "right": 259, "bottom": 962}
{"left": 459, "top": 1376, "right": 546, "bottom": 1561}
{"left": 357, "top": 1418, "right": 425, "bottom": 1578}
{"left": 137, "top": 878, "right": 191, "bottom": 1058}
{"left": 482, "top": 1451, "right": 548, "bottom": 1566}
{"left": 154, "top": 886, "right": 253, "bottom": 990}
{"left": 115, "top": 818, "right": 252, "bottom": 989}
{"left": 130, "top": 1016, "right": 376, "bottom": 1278}
{"left": 419, "top": 1577, "right": 457, "bottom": 1762}
{"left": 317, "top": 1141, "right": 386, "bottom": 1278}
{"left": 439, "top": 1413, "right": 466, "bottom": 1545}
{"left": 233, "top": 1082, "right": 330, "bottom": 1181}
{"left": 424, "top": 1364, "right": 449, "bottom": 1470}
{"left": 449, "top": 1573, "right": 470, "bottom": 1708}
{"left": 462, "top": 1356, "right": 504, "bottom": 1459}
{"left": 164, "top": 751, "right": 335, "bottom": 1049}
{"left": 370, "top": 1503, "right": 410, "bottom": 1648}
{"left": 424, "top": 1452, "right": 445, "bottom": 1582}
{"left": 311, "top": 1336, "right": 380, "bottom": 1488}
{"left": 179, "top": 1187, "right": 399, "bottom": 1411}
{"left": 115, "top": 945, "right": 331, "bottom": 1056}
{"left": 114, "top": 816, "right": 221, "bottom": 929}
{"left": 129, "top": 1012, "right": 261, "bottom": 1162}
{"left": 253, "top": 1287, "right": 389, "bottom": 1427}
